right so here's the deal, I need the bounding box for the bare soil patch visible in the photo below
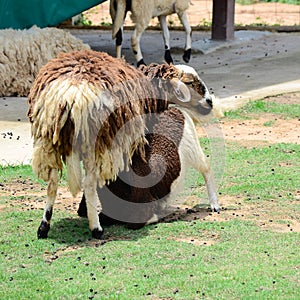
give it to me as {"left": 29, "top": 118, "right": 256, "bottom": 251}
{"left": 1, "top": 179, "right": 83, "bottom": 214}
{"left": 264, "top": 92, "right": 300, "bottom": 104}
{"left": 221, "top": 115, "right": 300, "bottom": 145}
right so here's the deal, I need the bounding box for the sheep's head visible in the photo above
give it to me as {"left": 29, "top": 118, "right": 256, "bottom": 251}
{"left": 170, "top": 64, "right": 224, "bottom": 121}
{"left": 139, "top": 63, "right": 223, "bottom": 123}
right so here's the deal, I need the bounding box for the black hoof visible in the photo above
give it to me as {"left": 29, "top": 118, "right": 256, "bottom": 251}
{"left": 164, "top": 49, "right": 174, "bottom": 65}
{"left": 91, "top": 228, "right": 104, "bottom": 240}
{"left": 37, "top": 221, "right": 50, "bottom": 239}
{"left": 213, "top": 207, "right": 220, "bottom": 213}
{"left": 183, "top": 48, "right": 191, "bottom": 63}
{"left": 137, "top": 59, "right": 146, "bottom": 67}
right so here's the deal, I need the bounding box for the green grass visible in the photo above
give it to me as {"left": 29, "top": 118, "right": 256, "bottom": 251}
{"left": 224, "top": 98, "right": 300, "bottom": 120}
{"left": 220, "top": 142, "right": 299, "bottom": 201}
{"left": 0, "top": 164, "right": 68, "bottom": 188}
{"left": 1, "top": 98, "right": 299, "bottom": 299}
{"left": 1, "top": 141, "right": 299, "bottom": 299}
{"left": 0, "top": 205, "right": 299, "bottom": 299}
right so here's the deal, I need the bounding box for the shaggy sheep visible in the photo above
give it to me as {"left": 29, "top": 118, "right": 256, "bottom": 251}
{"left": 78, "top": 105, "right": 220, "bottom": 229}
{"left": 27, "top": 50, "right": 215, "bottom": 239}
{"left": 110, "top": 0, "right": 192, "bottom": 66}
{"left": 0, "top": 26, "right": 89, "bottom": 97}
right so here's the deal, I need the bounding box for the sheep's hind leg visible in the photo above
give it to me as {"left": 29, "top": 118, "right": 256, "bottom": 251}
{"left": 159, "top": 15, "right": 173, "bottom": 64}
{"left": 37, "top": 169, "right": 58, "bottom": 239}
{"left": 131, "top": 26, "right": 146, "bottom": 67}
{"left": 177, "top": 11, "right": 192, "bottom": 63}
{"left": 115, "top": 26, "right": 123, "bottom": 58}
{"left": 84, "top": 173, "right": 104, "bottom": 239}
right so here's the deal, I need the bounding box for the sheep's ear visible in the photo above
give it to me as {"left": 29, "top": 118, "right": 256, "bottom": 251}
{"left": 170, "top": 78, "right": 191, "bottom": 103}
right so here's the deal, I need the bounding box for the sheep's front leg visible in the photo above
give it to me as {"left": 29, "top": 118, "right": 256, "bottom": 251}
{"left": 84, "top": 173, "right": 104, "bottom": 239}
{"left": 37, "top": 169, "right": 58, "bottom": 238}
{"left": 193, "top": 143, "right": 219, "bottom": 212}
{"left": 159, "top": 15, "right": 173, "bottom": 64}
{"left": 200, "top": 164, "right": 220, "bottom": 213}
{"left": 177, "top": 11, "right": 192, "bottom": 63}
{"left": 182, "top": 119, "right": 220, "bottom": 212}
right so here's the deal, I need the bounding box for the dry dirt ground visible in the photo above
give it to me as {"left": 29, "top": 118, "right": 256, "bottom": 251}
{"left": 220, "top": 92, "right": 300, "bottom": 146}
{"left": 1, "top": 93, "right": 299, "bottom": 242}
{"left": 84, "top": 1, "right": 300, "bottom": 27}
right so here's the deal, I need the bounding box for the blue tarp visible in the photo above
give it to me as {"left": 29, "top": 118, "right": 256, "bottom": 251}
{"left": 0, "top": 0, "right": 107, "bottom": 29}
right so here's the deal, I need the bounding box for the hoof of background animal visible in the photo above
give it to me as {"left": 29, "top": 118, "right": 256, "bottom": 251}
{"left": 137, "top": 59, "right": 146, "bottom": 67}
{"left": 37, "top": 221, "right": 50, "bottom": 239}
{"left": 91, "top": 228, "right": 104, "bottom": 239}
{"left": 183, "top": 48, "right": 191, "bottom": 63}
{"left": 164, "top": 49, "right": 174, "bottom": 65}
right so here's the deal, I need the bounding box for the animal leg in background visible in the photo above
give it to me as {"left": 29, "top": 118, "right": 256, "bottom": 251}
{"left": 177, "top": 11, "right": 192, "bottom": 63}
{"left": 37, "top": 169, "right": 58, "bottom": 238}
{"left": 115, "top": 25, "right": 124, "bottom": 58}
{"left": 131, "top": 23, "right": 147, "bottom": 67}
{"left": 159, "top": 15, "right": 173, "bottom": 64}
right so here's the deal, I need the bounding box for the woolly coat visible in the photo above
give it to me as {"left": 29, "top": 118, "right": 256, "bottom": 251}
{"left": 27, "top": 50, "right": 170, "bottom": 190}
{"left": 0, "top": 26, "right": 89, "bottom": 96}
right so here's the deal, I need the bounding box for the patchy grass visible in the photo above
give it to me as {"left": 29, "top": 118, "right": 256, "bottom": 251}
{"left": 220, "top": 142, "right": 299, "bottom": 202}
{"left": 224, "top": 98, "right": 300, "bottom": 120}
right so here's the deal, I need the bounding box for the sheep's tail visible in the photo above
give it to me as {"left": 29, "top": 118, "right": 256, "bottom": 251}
{"left": 65, "top": 152, "right": 82, "bottom": 197}
{"left": 111, "top": 0, "right": 127, "bottom": 38}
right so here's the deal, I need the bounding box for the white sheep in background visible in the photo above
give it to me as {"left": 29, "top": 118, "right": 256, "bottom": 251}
{"left": 110, "top": 0, "right": 192, "bottom": 66}
{"left": 28, "top": 50, "right": 218, "bottom": 239}
{"left": 0, "top": 26, "right": 89, "bottom": 97}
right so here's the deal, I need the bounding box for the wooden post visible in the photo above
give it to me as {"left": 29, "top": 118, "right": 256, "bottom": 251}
{"left": 212, "top": 0, "right": 235, "bottom": 40}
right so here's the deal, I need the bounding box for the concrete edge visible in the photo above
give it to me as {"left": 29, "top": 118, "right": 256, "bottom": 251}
{"left": 220, "top": 79, "right": 300, "bottom": 112}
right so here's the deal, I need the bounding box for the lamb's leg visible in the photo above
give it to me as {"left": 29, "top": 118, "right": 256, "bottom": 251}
{"left": 191, "top": 140, "right": 219, "bottom": 212}
{"left": 177, "top": 11, "right": 192, "bottom": 63}
{"left": 83, "top": 172, "right": 104, "bottom": 239}
{"left": 131, "top": 25, "right": 146, "bottom": 67}
{"left": 37, "top": 169, "right": 58, "bottom": 238}
{"left": 200, "top": 163, "right": 220, "bottom": 213}
{"left": 159, "top": 15, "right": 173, "bottom": 64}
{"left": 181, "top": 116, "right": 219, "bottom": 212}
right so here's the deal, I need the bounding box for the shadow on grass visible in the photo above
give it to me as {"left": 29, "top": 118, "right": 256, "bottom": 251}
{"left": 48, "top": 205, "right": 214, "bottom": 245}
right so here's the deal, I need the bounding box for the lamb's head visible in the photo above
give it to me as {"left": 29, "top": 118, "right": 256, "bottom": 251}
{"left": 139, "top": 63, "right": 223, "bottom": 123}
